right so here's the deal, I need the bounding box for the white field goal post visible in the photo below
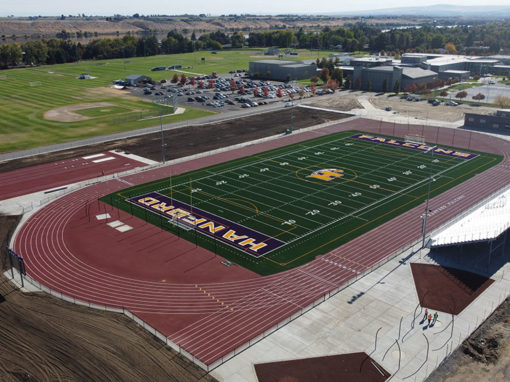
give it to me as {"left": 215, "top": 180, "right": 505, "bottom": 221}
{"left": 404, "top": 134, "right": 426, "bottom": 145}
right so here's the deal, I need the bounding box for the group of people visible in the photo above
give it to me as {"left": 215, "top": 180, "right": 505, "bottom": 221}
{"left": 422, "top": 308, "right": 439, "bottom": 327}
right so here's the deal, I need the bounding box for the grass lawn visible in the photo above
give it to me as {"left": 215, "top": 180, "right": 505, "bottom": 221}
{"left": 0, "top": 48, "right": 335, "bottom": 154}
{"left": 102, "top": 130, "right": 501, "bottom": 275}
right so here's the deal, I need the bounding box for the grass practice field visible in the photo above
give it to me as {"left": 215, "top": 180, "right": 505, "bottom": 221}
{"left": 0, "top": 48, "right": 331, "bottom": 154}
{"left": 102, "top": 130, "right": 501, "bottom": 275}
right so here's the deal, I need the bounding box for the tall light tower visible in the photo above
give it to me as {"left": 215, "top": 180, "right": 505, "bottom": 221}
{"left": 422, "top": 146, "right": 437, "bottom": 249}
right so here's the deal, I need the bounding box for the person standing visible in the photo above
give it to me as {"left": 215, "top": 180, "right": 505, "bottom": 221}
{"left": 433, "top": 312, "right": 438, "bottom": 324}
{"left": 422, "top": 308, "right": 428, "bottom": 322}
{"left": 428, "top": 314, "right": 432, "bottom": 326}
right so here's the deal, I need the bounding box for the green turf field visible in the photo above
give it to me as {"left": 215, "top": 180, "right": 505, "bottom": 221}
{"left": 0, "top": 48, "right": 331, "bottom": 154}
{"left": 102, "top": 130, "right": 501, "bottom": 275}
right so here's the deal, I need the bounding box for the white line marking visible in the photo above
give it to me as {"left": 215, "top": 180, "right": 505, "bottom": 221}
{"left": 92, "top": 157, "right": 115, "bottom": 163}
{"left": 83, "top": 153, "right": 105, "bottom": 159}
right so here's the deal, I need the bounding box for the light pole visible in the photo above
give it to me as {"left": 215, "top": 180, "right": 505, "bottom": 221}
{"left": 422, "top": 146, "right": 436, "bottom": 249}
{"left": 157, "top": 98, "right": 167, "bottom": 164}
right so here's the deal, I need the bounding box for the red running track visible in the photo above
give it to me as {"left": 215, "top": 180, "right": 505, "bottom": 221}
{"left": 0, "top": 151, "right": 148, "bottom": 200}
{"left": 13, "top": 119, "right": 510, "bottom": 367}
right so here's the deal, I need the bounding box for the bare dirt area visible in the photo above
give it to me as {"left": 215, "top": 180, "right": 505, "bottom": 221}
{"left": 369, "top": 95, "right": 494, "bottom": 122}
{"left": 307, "top": 92, "right": 363, "bottom": 111}
{"left": 0, "top": 108, "right": 348, "bottom": 173}
{"left": 427, "top": 297, "right": 510, "bottom": 382}
{"left": 43, "top": 102, "right": 116, "bottom": 122}
{"left": 0, "top": 215, "right": 216, "bottom": 382}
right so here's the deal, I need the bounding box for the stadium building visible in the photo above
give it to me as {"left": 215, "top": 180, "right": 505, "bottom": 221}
{"left": 464, "top": 109, "right": 510, "bottom": 132}
{"left": 249, "top": 60, "right": 317, "bottom": 81}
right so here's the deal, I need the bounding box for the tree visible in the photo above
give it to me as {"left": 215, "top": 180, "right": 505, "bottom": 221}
{"left": 310, "top": 82, "right": 316, "bottom": 95}
{"left": 171, "top": 74, "right": 179, "bottom": 83}
{"left": 445, "top": 42, "right": 457, "bottom": 54}
{"left": 382, "top": 78, "right": 388, "bottom": 93}
{"left": 276, "top": 88, "right": 283, "bottom": 98}
{"left": 230, "top": 79, "right": 237, "bottom": 92}
{"left": 263, "top": 86, "right": 269, "bottom": 97}
{"left": 355, "top": 77, "right": 361, "bottom": 91}
{"left": 239, "top": 84, "right": 245, "bottom": 94}
{"left": 440, "top": 90, "right": 448, "bottom": 97}
{"left": 319, "top": 67, "right": 330, "bottom": 83}
{"left": 21, "top": 40, "right": 48, "bottom": 65}
{"left": 393, "top": 79, "right": 400, "bottom": 94}
{"left": 403, "top": 84, "right": 418, "bottom": 93}
{"left": 456, "top": 90, "right": 467, "bottom": 100}
{"left": 208, "top": 79, "right": 215, "bottom": 89}
{"left": 343, "top": 77, "right": 351, "bottom": 90}
{"left": 326, "top": 79, "right": 338, "bottom": 92}
{"left": 253, "top": 87, "right": 259, "bottom": 97}
{"left": 190, "top": 77, "right": 196, "bottom": 86}
{"left": 472, "top": 93, "right": 485, "bottom": 100}
{"left": 330, "top": 68, "right": 343, "bottom": 87}
{"left": 0, "top": 43, "right": 22, "bottom": 68}
{"left": 180, "top": 74, "right": 187, "bottom": 86}
{"left": 310, "top": 76, "right": 319, "bottom": 84}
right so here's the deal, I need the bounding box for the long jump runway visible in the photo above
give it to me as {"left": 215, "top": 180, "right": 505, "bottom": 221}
{"left": 13, "top": 119, "right": 510, "bottom": 368}
{"left": 0, "top": 151, "right": 148, "bottom": 201}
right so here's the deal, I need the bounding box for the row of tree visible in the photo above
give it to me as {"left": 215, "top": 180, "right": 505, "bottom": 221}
{"left": 247, "top": 23, "right": 510, "bottom": 54}
{"left": 0, "top": 29, "right": 250, "bottom": 68}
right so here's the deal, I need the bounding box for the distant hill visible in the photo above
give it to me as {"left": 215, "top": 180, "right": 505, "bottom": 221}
{"left": 332, "top": 4, "right": 510, "bottom": 18}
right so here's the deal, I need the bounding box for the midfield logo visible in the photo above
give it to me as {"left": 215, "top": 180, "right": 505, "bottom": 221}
{"left": 308, "top": 169, "right": 344, "bottom": 181}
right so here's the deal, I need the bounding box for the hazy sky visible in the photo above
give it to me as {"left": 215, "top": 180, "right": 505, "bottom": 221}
{"left": 2, "top": 0, "right": 510, "bottom": 17}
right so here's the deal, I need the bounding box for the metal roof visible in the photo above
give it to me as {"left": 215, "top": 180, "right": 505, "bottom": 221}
{"left": 430, "top": 188, "right": 510, "bottom": 247}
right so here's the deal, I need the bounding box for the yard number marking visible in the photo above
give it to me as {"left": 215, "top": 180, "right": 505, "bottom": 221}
{"left": 329, "top": 200, "right": 342, "bottom": 206}
{"left": 306, "top": 209, "right": 320, "bottom": 216}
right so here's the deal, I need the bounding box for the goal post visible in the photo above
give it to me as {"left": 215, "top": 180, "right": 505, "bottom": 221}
{"left": 404, "top": 134, "right": 426, "bottom": 145}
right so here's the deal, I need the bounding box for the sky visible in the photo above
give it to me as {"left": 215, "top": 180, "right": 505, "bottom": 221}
{"left": 2, "top": 0, "right": 510, "bottom": 17}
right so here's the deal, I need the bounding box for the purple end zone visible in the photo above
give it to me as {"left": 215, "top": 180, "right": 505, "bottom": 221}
{"left": 128, "top": 192, "right": 285, "bottom": 257}
{"left": 351, "top": 133, "right": 478, "bottom": 160}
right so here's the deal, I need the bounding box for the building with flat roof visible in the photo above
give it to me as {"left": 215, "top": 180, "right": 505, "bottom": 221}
{"left": 125, "top": 74, "right": 152, "bottom": 86}
{"left": 351, "top": 66, "right": 437, "bottom": 92}
{"left": 438, "top": 70, "right": 470, "bottom": 82}
{"left": 249, "top": 60, "right": 317, "bottom": 81}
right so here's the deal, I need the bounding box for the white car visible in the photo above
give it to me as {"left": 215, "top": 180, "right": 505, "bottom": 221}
{"left": 284, "top": 102, "right": 294, "bottom": 107}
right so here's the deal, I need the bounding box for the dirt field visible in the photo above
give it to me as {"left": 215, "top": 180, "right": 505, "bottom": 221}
{"left": 307, "top": 92, "right": 363, "bottom": 111}
{"left": 427, "top": 297, "right": 510, "bottom": 382}
{"left": 308, "top": 91, "right": 495, "bottom": 123}
{"left": 369, "top": 95, "right": 494, "bottom": 122}
{"left": 44, "top": 102, "right": 116, "bottom": 122}
{"left": 0, "top": 108, "right": 348, "bottom": 173}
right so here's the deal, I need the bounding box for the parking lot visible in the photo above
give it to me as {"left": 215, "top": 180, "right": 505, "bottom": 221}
{"left": 127, "top": 72, "right": 318, "bottom": 113}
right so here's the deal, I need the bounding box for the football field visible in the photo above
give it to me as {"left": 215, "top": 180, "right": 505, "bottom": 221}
{"left": 104, "top": 130, "right": 501, "bottom": 275}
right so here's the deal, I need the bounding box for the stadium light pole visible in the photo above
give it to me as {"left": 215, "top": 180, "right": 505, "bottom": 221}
{"left": 422, "top": 146, "right": 437, "bottom": 249}
{"left": 158, "top": 98, "right": 167, "bottom": 164}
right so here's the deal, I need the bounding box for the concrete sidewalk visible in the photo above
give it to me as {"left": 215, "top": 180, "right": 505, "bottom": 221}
{"left": 210, "top": 244, "right": 510, "bottom": 382}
